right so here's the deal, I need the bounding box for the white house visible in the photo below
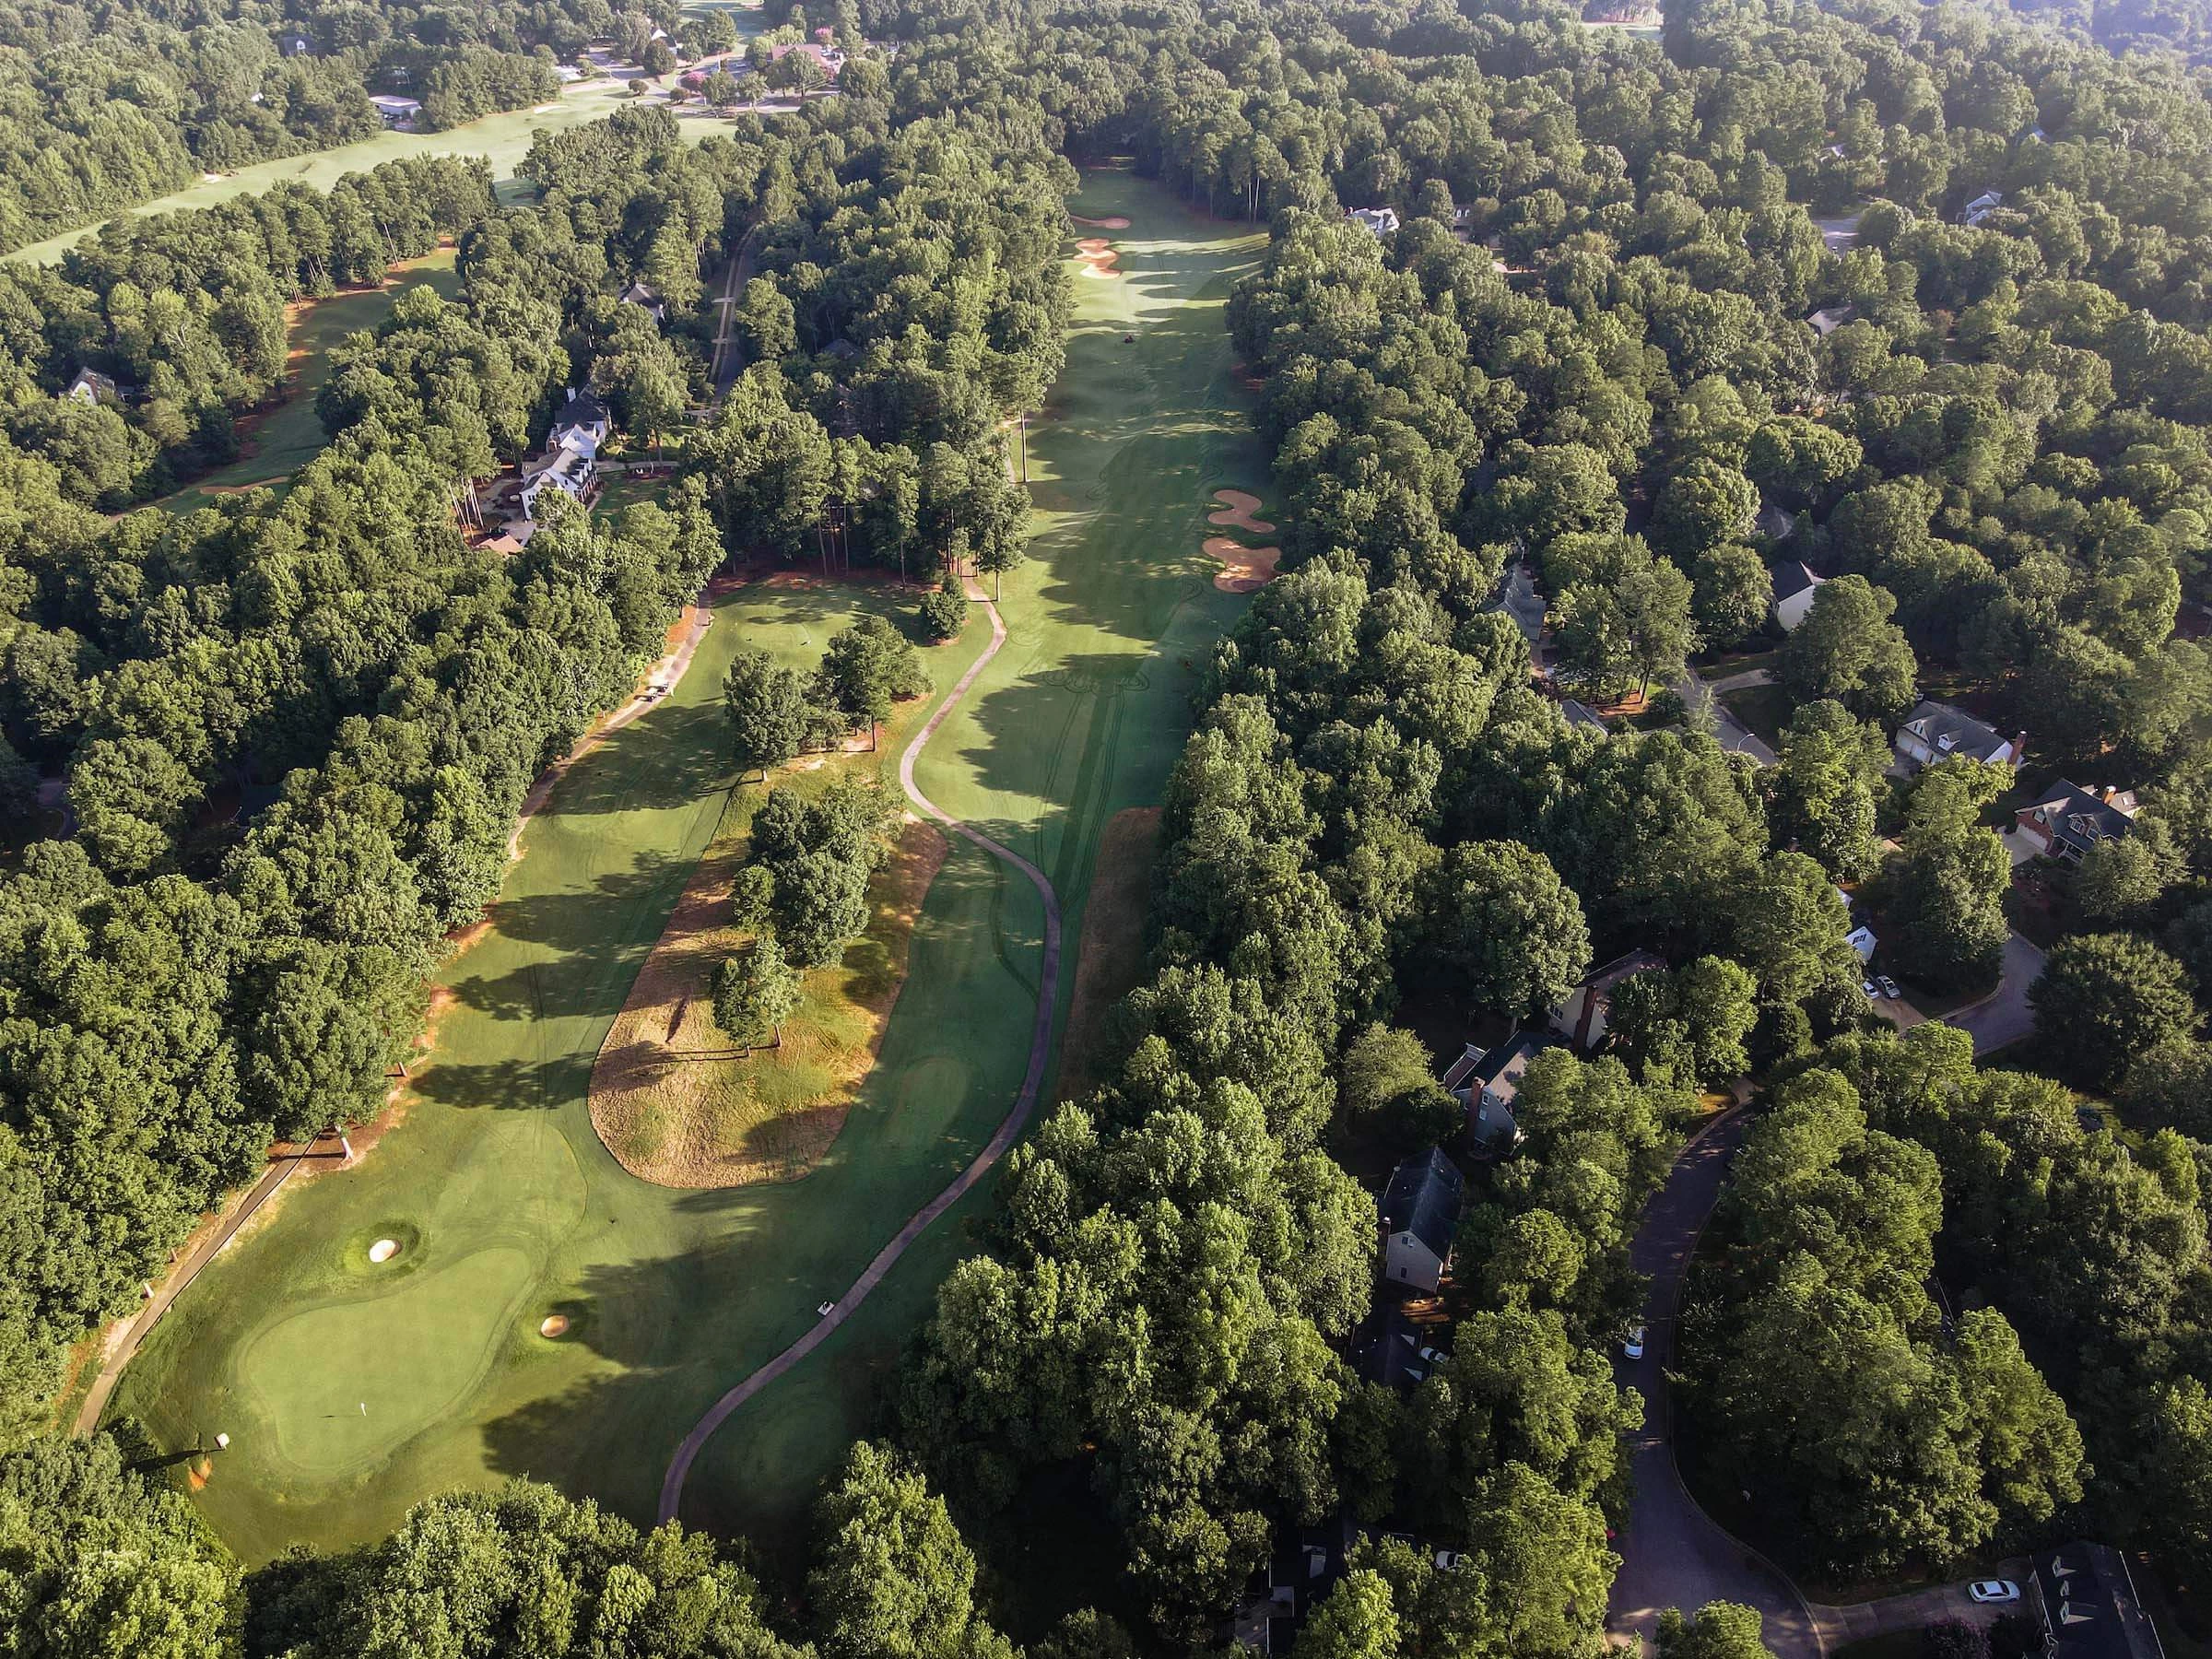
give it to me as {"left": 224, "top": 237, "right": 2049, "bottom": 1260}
{"left": 1895, "top": 700, "right": 2023, "bottom": 770}
{"left": 519, "top": 388, "right": 612, "bottom": 519}
{"left": 1961, "top": 189, "right": 2004, "bottom": 228}
{"left": 1347, "top": 206, "right": 1400, "bottom": 237}
{"left": 1846, "top": 924, "right": 1877, "bottom": 963}
{"left": 1772, "top": 560, "right": 1825, "bottom": 631}
{"left": 1379, "top": 1147, "right": 1464, "bottom": 1294}
{"left": 370, "top": 94, "right": 423, "bottom": 128}
{"left": 1550, "top": 950, "right": 1666, "bottom": 1051}
{"left": 65, "top": 368, "right": 118, "bottom": 405}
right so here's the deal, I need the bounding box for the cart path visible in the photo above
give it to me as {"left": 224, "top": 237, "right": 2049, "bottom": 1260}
{"left": 657, "top": 583, "right": 1062, "bottom": 1524}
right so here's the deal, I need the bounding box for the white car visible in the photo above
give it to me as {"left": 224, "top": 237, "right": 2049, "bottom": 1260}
{"left": 1967, "top": 1580, "right": 2019, "bottom": 1604}
{"left": 1877, "top": 976, "right": 1901, "bottom": 1000}
{"left": 1863, "top": 979, "right": 1880, "bottom": 998}
{"left": 1622, "top": 1325, "right": 1646, "bottom": 1360}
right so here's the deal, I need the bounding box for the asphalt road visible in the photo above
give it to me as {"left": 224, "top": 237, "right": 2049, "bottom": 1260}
{"left": 1606, "top": 1107, "right": 1821, "bottom": 1658}
{"left": 1943, "top": 931, "right": 2045, "bottom": 1056}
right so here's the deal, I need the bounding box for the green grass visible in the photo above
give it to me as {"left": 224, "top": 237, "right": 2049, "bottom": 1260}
{"left": 153, "top": 250, "right": 461, "bottom": 512}
{"left": 112, "top": 170, "right": 1272, "bottom": 1574}
{"left": 6, "top": 73, "right": 756, "bottom": 267}
{"left": 1719, "top": 682, "right": 1793, "bottom": 747}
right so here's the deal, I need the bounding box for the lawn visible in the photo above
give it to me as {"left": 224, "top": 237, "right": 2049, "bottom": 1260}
{"left": 1719, "top": 682, "right": 1794, "bottom": 747}
{"left": 152, "top": 249, "right": 461, "bottom": 512}
{"left": 112, "top": 170, "right": 1274, "bottom": 1583}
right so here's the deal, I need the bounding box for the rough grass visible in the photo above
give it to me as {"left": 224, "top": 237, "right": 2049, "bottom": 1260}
{"left": 1053, "top": 806, "right": 1162, "bottom": 1105}
{"left": 590, "top": 801, "right": 948, "bottom": 1188}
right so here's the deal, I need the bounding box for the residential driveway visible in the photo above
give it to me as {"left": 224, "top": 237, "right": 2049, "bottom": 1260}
{"left": 1810, "top": 1576, "right": 2018, "bottom": 1649}
{"left": 1680, "top": 672, "right": 1776, "bottom": 766}
{"left": 1607, "top": 1108, "right": 1820, "bottom": 1658}
{"left": 1944, "top": 932, "right": 2045, "bottom": 1056}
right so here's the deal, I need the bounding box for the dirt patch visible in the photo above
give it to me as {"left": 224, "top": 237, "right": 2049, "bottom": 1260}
{"left": 1056, "top": 807, "right": 1163, "bottom": 1106}
{"left": 1207, "top": 489, "right": 1276, "bottom": 535}
{"left": 1074, "top": 237, "right": 1121, "bottom": 279}
{"left": 1071, "top": 214, "right": 1133, "bottom": 229}
{"left": 588, "top": 813, "right": 949, "bottom": 1188}
{"left": 1205, "top": 535, "right": 1280, "bottom": 593}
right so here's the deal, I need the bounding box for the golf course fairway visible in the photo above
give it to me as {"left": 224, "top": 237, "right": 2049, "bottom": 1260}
{"left": 110, "top": 170, "right": 1271, "bottom": 1564}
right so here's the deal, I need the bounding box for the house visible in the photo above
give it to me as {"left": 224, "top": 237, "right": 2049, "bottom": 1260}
{"left": 65, "top": 368, "right": 118, "bottom": 405}
{"left": 556, "top": 63, "right": 587, "bottom": 82}
{"left": 1806, "top": 304, "right": 1853, "bottom": 336}
{"left": 1356, "top": 1304, "right": 1442, "bottom": 1391}
{"left": 2016, "top": 781, "right": 2140, "bottom": 862}
{"left": 279, "top": 30, "right": 312, "bottom": 55}
{"left": 1772, "top": 560, "right": 1824, "bottom": 630}
{"left": 547, "top": 386, "right": 612, "bottom": 450}
{"left": 2029, "top": 1543, "right": 2164, "bottom": 1659}
{"left": 1246, "top": 1515, "right": 1360, "bottom": 1654}
{"left": 370, "top": 94, "right": 423, "bottom": 128}
{"left": 1442, "top": 1034, "right": 1543, "bottom": 1152}
{"left": 1450, "top": 204, "right": 1478, "bottom": 239}
{"left": 1961, "top": 189, "right": 2005, "bottom": 228}
{"left": 1756, "top": 503, "right": 1797, "bottom": 543}
{"left": 1347, "top": 206, "right": 1400, "bottom": 237}
{"left": 1846, "top": 924, "right": 1877, "bottom": 962}
{"left": 619, "top": 279, "right": 665, "bottom": 322}
{"left": 1551, "top": 949, "right": 1666, "bottom": 1051}
{"left": 1379, "top": 1147, "right": 1464, "bottom": 1294}
{"left": 1895, "top": 700, "right": 2023, "bottom": 770}
{"left": 767, "top": 40, "right": 844, "bottom": 78}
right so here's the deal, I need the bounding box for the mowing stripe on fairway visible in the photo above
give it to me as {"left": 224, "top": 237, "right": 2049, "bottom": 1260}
{"left": 657, "top": 583, "right": 1063, "bottom": 1523}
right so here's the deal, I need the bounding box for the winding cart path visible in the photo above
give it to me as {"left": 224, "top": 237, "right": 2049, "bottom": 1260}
{"left": 656, "top": 584, "right": 1062, "bottom": 1523}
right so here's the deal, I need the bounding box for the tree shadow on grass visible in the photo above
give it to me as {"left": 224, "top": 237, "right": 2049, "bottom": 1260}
{"left": 536, "top": 702, "right": 735, "bottom": 818}
{"left": 445, "top": 847, "right": 696, "bottom": 1020}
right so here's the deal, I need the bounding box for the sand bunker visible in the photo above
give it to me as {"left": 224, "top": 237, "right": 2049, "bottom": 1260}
{"left": 1208, "top": 489, "right": 1277, "bottom": 535}
{"left": 539, "top": 1314, "right": 571, "bottom": 1338}
{"left": 1206, "top": 535, "right": 1281, "bottom": 594}
{"left": 1072, "top": 214, "right": 1132, "bottom": 229}
{"left": 1075, "top": 238, "right": 1120, "bottom": 279}
{"left": 368, "top": 1238, "right": 400, "bottom": 1264}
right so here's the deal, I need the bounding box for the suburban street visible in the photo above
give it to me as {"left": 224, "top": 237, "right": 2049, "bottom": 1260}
{"left": 1943, "top": 930, "right": 2046, "bottom": 1056}
{"left": 1607, "top": 1108, "right": 1820, "bottom": 1659}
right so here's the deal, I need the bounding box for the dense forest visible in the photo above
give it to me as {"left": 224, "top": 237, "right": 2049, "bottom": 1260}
{"left": 7, "top": 0, "right": 2212, "bottom": 1652}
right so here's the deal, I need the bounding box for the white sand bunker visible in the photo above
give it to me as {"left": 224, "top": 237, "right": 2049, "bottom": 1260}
{"left": 368, "top": 1238, "right": 400, "bottom": 1264}
{"left": 539, "top": 1314, "right": 571, "bottom": 1338}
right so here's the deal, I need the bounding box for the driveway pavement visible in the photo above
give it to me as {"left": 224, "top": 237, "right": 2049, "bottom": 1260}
{"left": 1679, "top": 671, "right": 1777, "bottom": 766}
{"left": 1810, "top": 1577, "right": 2018, "bottom": 1649}
{"left": 1944, "top": 931, "right": 2045, "bottom": 1056}
{"left": 1607, "top": 1108, "right": 1819, "bottom": 1657}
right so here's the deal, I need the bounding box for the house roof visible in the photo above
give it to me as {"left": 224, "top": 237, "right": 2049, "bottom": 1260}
{"left": 1899, "top": 700, "right": 2010, "bottom": 762}
{"left": 619, "top": 279, "right": 661, "bottom": 308}
{"left": 66, "top": 367, "right": 117, "bottom": 398}
{"left": 1771, "top": 559, "right": 1821, "bottom": 602}
{"left": 552, "top": 387, "right": 611, "bottom": 431}
{"left": 1357, "top": 1305, "right": 1435, "bottom": 1389}
{"left": 1758, "top": 504, "right": 1798, "bottom": 541}
{"left": 2032, "top": 1543, "right": 2163, "bottom": 1659}
{"left": 1560, "top": 699, "right": 1608, "bottom": 734}
{"left": 1465, "top": 1032, "right": 1543, "bottom": 1107}
{"left": 1380, "top": 1147, "right": 1464, "bottom": 1260}
{"left": 1806, "top": 305, "right": 1853, "bottom": 336}
{"left": 1581, "top": 950, "right": 1667, "bottom": 995}
{"left": 2024, "top": 781, "right": 2138, "bottom": 855}
{"left": 1347, "top": 206, "right": 1399, "bottom": 235}
{"left": 369, "top": 93, "right": 422, "bottom": 114}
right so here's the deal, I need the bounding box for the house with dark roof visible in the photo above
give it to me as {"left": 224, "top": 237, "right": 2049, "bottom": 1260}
{"left": 1895, "top": 700, "right": 2023, "bottom": 770}
{"left": 619, "top": 279, "right": 665, "bottom": 322}
{"left": 1560, "top": 699, "right": 1608, "bottom": 735}
{"left": 1441, "top": 1034, "right": 1544, "bottom": 1151}
{"left": 2017, "top": 781, "right": 2139, "bottom": 862}
{"left": 1356, "top": 1303, "right": 1443, "bottom": 1390}
{"left": 1550, "top": 950, "right": 1666, "bottom": 1051}
{"left": 2030, "top": 1543, "right": 2165, "bottom": 1659}
{"left": 1379, "top": 1147, "right": 1464, "bottom": 1293}
{"left": 65, "top": 367, "right": 118, "bottom": 405}
{"left": 1771, "top": 559, "right": 1824, "bottom": 631}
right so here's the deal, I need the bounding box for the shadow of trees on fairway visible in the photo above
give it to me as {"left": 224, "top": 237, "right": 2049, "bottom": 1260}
{"left": 536, "top": 701, "right": 735, "bottom": 817}
{"left": 444, "top": 846, "right": 694, "bottom": 1022}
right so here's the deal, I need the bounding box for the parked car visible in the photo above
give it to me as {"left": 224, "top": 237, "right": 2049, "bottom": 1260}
{"left": 1877, "top": 975, "right": 1901, "bottom": 1000}
{"left": 1622, "top": 1324, "right": 1646, "bottom": 1360}
{"left": 1433, "top": 1550, "right": 1465, "bottom": 1571}
{"left": 1863, "top": 979, "right": 1879, "bottom": 998}
{"left": 1968, "top": 1581, "right": 2019, "bottom": 1604}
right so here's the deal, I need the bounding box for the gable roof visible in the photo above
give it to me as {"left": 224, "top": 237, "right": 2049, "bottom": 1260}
{"left": 552, "top": 387, "right": 611, "bottom": 432}
{"left": 2024, "top": 780, "right": 2138, "bottom": 855}
{"left": 2032, "top": 1543, "right": 2163, "bottom": 1659}
{"left": 1380, "top": 1147, "right": 1464, "bottom": 1260}
{"left": 1899, "top": 700, "right": 2009, "bottom": 761}
{"left": 1357, "top": 1305, "right": 1436, "bottom": 1389}
{"left": 1771, "top": 559, "right": 1821, "bottom": 602}
{"left": 1465, "top": 1032, "right": 1543, "bottom": 1107}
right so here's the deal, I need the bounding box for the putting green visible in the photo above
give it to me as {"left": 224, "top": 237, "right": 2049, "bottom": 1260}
{"left": 240, "top": 1245, "right": 537, "bottom": 1481}
{"left": 111, "top": 169, "right": 1270, "bottom": 1567}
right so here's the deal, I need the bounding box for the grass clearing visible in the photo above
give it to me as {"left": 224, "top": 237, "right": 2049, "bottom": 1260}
{"left": 1719, "top": 681, "right": 1793, "bottom": 747}
{"left": 114, "top": 171, "right": 1270, "bottom": 1574}
{"left": 590, "top": 780, "right": 949, "bottom": 1188}
{"left": 153, "top": 250, "right": 461, "bottom": 512}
